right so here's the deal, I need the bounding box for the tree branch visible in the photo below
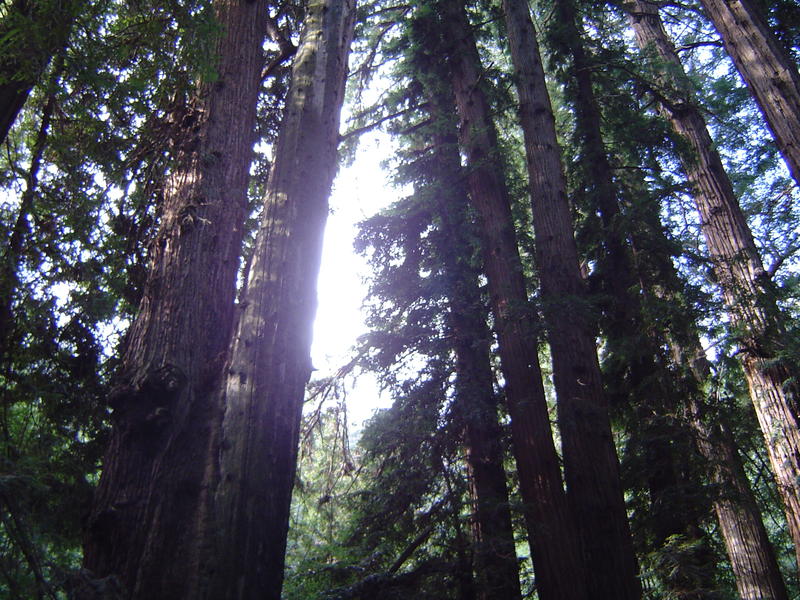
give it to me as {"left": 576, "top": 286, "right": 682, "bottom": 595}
{"left": 340, "top": 104, "right": 427, "bottom": 142}
{"left": 261, "top": 14, "right": 297, "bottom": 81}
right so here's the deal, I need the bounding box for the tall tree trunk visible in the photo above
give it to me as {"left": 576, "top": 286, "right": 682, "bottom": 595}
{"left": 610, "top": 151, "right": 789, "bottom": 598}
{"left": 428, "top": 103, "right": 522, "bottom": 600}
{"left": 698, "top": 0, "right": 800, "bottom": 187}
{"left": 433, "top": 2, "right": 587, "bottom": 598}
{"left": 626, "top": 0, "right": 800, "bottom": 569}
{"left": 629, "top": 172, "right": 790, "bottom": 599}
{"left": 0, "top": 0, "right": 74, "bottom": 144}
{"left": 636, "top": 181, "right": 789, "bottom": 599}
{"left": 500, "top": 2, "right": 640, "bottom": 598}
{"left": 209, "top": 1, "right": 355, "bottom": 598}
{"left": 546, "top": 1, "right": 786, "bottom": 593}
{"left": 547, "top": 1, "right": 739, "bottom": 594}
{"left": 82, "top": 2, "right": 266, "bottom": 597}
{"left": 680, "top": 348, "right": 790, "bottom": 600}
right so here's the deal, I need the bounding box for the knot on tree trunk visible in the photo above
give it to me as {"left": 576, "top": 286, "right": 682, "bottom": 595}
{"left": 106, "top": 364, "right": 187, "bottom": 433}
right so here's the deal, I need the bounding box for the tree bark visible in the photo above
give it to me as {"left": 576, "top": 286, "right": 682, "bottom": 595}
{"left": 434, "top": 1, "right": 588, "bottom": 598}
{"left": 636, "top": 181, "right": 789, "bottom": 599}
{"left": 609, "top": 151, "right": 789, "bottom": 598}
{"left": 683, "top": 368, "right": 790, "bottom": 600}
{"left": 208, "top": 1, "right": 355, "bottom": 598}
{"left": 82, "top": 1, "right": 266, "bottom": 597}
{"left": 547, "top": 2, "right": 733, "bottom": 594}
{"left": 627, "top": 0, "right": 800, "bottom": 569}
{"left": 500, "top": 2, "right": 641, "bottom": 598}
{"left": 698, "top": 0, "right": 800, "bottom": 187}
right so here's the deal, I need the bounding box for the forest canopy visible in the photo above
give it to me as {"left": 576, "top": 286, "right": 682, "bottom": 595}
{"left": 0, "top": 0, "right": 799, "bottom": 599}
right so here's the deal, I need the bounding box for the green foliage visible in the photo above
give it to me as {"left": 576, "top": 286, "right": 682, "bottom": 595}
{"left": 0, "top": 0, "right": 236, "bottom": 595}
{"left": 0, "top": 0, "right": 798, "bottom": 597}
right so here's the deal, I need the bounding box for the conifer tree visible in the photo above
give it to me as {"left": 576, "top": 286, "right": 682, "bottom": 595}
{"left": 698, "top": 0, "right": 800, "bottom": 187}
{"left": 416, "top": 76, "right": 521, "bottom": 600}
{"left": 500, "top": 2, "right": 640, "bottom": 597}
{"left": 82, "top": 1, "right": 267, "bottom": 596}
{"left": 210, "top": 1, "right": 355, "bottom": 596}
{"left": 0, "top": 0, "right": 75, "bottom": 143}
{"left": 432, "top": 0, "right": 587, "bottom": 597}
{"left": 625, "top": 0, "right": 800, "bottom": 569}
{"left": 543, "top": 2, "right": 787, "bottom": 595}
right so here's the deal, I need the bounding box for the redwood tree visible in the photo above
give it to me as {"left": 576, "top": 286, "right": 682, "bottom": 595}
{"left": 209, "top": 0, "right": 356, "bottom": 597}
{"left": 500, "top": 2, "right": 641, "bottom": 597}
{"left": 433, "top": 1, "right": 587, "bottom": 597}
{"left": 82, "top": 1, "right": 267, "bottom": 596}
{"left": 426, "top": 100, "right": 522, "bottom": 600}
{"left": 545, "top": 1, "right": 786, "bottom": 596}
{"left": 698, "top": 0, "right": 800, "bottom": 187}
{"left": 626, "top": 0, "right": 800, "bottom": 568}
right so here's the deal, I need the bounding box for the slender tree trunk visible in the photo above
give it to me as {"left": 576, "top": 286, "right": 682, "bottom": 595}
{"left": 433, "top": 2, "right": 587, "bottom": 598}
{"left": 82, "top": 2, "right": 266, "bottom": 597}
{"left": 627, "top": 0, "right": 800, "bottom": 569}
{"left": 547, "top": 2, "right": 730, "bottom": 594}
{"left": 612, "top": 157, "right": 789, "bottom": 598}
{"left": 0, "top": 78, "right": 56, "bottom": 360}
{"left": 634, "top": 186, "right": 790, "bottom": 599}
{"left": 500, "top": 2, "right": 640, "bottom": 598}
{"left": 547, "top": 2, "right": 786, "bottom": 593}
{"left": 428, "top": 105, "right": 522, "bottom": 600}
{"left": 682, "top": 357, "right": 790, "bottom": 600}
{"left": 208, "top": 1, "right": 355, "bottom": 598}
{"left": 698, "top": 0, "right": 800, "bottom": 187}
{"left": 0, "top": 0, "right": 74, "bottom": 144}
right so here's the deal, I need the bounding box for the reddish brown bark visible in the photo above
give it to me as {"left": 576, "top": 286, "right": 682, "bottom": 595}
{"left": 500, "top": 2, "right": 641, "bottom": 598}
{"left": 627, "top": 0, "right": 800, "bottom": 570}
{"left": 699, "top": 0, "right": 800, "bottom": 187}
{"left": 82, "top": 1, "right": 266, "bottom": 597}
{"left": 209, "top": 1, "right": 355, "bottom": 598}
{"left": 682, "top": 357, "right": 790, "bottom": 600}
{"left": 636, "top": 189, "right": 789, "bottom": 599}
{"left": 434, "top": 1, "right": 587, "bottom": 598}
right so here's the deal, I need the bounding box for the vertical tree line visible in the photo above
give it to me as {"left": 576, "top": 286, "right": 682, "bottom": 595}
{"left": 0, "top": 0, "right": 798, "bottom": 599}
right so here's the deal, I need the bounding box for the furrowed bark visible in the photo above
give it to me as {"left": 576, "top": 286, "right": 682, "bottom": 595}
{"left": 209, "top": 1, "right": 355, "bottom": 597}
{"left": 82, "top": 1, "right": 266, "bottom": 597}
{"left": 433, "top": 1, "right": 587, "bottom": 598}
{"left": 627, "top": 0, "right": 800, "bottom": 569}
{"left": 698, "top": 0, "right": 800, "bottom": 187}
{"left": 683, "top": 360, "right": 790, "bottom": 600}
{"left": 500, "top": 2, "right": 641, "bottom": 598}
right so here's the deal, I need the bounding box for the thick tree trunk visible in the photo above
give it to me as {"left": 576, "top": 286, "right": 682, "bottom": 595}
{"left": 0, "top": 0, "right": 74, "bottom": 143}
{"left": 698, "top": 0, "right": 800, "bottom": 187}
{"left": 208, "top": 1, "right": 355, "bottom": 598}
{"left": 428, "top": 109, "right": 522, "bottom": 600}
{"left": 500, "top": 2, "right": 641, "bottom": 598}
{"left": 627, "top": 0, "right": 800, "bottom": 569}
{"left": 82, "top": 2, "right": 266, "bottom": 597}
{"left": 434, "top": 2, "right": 587, "bottom": 598}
